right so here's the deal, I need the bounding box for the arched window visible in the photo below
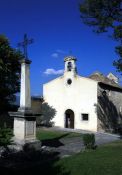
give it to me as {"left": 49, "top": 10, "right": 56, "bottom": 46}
{"left": 67, "top": 62, "right": 72, "bottom": 71}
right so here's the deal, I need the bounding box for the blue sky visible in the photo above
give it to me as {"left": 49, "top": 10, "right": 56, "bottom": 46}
{"left": 0, "top": 0, "right": 120, "bottom": 96}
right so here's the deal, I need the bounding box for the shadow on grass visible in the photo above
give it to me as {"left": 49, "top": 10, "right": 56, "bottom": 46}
{"left": 41, "top": 133, "right": 70, "bottom": 147}
{"left": 0, "top": 149, "right": 70, "bottom": 175}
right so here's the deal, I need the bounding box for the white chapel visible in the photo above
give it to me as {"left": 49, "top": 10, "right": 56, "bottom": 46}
{"left": 43, "top": 56, "right": 122, "bottom": 132}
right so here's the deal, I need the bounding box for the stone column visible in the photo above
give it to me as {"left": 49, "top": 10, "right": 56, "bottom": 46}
{"left": 18, "top": 59, "right": 32, "bottom": 113}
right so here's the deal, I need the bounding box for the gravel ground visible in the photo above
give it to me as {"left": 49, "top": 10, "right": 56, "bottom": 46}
{"left": 41, "top": 127, "right": 121, "bottom": 157}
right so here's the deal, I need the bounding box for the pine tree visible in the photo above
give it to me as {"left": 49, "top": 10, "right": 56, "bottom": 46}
{"left": 0, "top": 35, "right": 23, "bottom": 114}
{"left": 79, "top": 0, "right": 122, "bottom": 72}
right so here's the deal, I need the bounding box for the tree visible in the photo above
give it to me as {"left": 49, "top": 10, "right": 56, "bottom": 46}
{"left": 0, "top": 35, "right": 23, "bottom": 114}
{"left": 37, "top": 102, "right": 56, "bottom": 127}
{"left": 79, "top": 0, "right": 122, "bottom": 72}
{"left": 0, "top": 127, "right": 13, "bottom": 147}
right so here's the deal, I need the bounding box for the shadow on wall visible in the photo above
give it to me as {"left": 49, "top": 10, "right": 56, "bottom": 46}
{"left": 36, "top": 102, "right": 57, "bottom": 127}
{"left": 97, "top": 94, "right": 122, "bottom": 134}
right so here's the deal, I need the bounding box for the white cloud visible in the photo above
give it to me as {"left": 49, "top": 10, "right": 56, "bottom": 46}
{"left": 44, "top": 68, "right": 64, "bottom": 75}
{"left": 56, "top": 49, "right": 66, "bottom": 54}
{"left": 51, "top": 49, "right": 66, "bottom": 58}
{"left": 51, "top": 53, "right": 59, "bottom": 58}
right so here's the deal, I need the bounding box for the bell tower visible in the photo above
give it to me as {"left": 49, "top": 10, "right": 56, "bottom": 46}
{"left": 64, "top": 56, "right": 77, "bottom": 75}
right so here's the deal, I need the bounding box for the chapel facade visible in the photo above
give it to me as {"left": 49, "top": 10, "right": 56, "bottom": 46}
{"left": 43, "top": 56, "right": 122, "bottom": 132}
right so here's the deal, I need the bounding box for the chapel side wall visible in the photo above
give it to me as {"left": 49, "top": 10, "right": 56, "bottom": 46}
{"left": 97, "top": 84, "right": 122, "bottom": 132}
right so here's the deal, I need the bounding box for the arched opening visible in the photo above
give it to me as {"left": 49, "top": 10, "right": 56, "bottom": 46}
{"left": 67, "top": 62, "right": 72, "bottom": 71}
{"left": 65, "top": 109, "right": 74, "bottom": 129}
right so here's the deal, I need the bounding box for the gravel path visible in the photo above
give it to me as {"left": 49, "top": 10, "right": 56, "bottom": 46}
{"left": 42, "top": 127, "right": 121, "bottom": 158}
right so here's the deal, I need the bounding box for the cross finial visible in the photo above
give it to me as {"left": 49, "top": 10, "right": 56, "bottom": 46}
{"left": 18, "top": 34, "right": 34, "bottom": 59}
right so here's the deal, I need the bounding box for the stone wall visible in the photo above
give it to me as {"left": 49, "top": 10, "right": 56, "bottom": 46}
{"left": 97, "top": 83, "right": 122, "bottom": 132}
{"left": 31, "top": 97, "right": 42, "bottom": 114}
{"left": 31, "top": 97, "right": 42, "bottom": 126}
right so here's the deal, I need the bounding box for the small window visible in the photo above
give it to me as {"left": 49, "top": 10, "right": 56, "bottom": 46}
{"left": 82, "top": 114, "right": 89, "bottom": 121}
{"left": 67, "top": 79, "right": 72, "bottom": 85}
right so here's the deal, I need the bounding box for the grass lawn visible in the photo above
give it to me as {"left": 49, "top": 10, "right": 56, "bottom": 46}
{"left": 36, "top": 128, "right": 82, "bottom": 140}
{"left": 36, "top": 129, "right": 122, "bottom": 175}
{"left": 1, "top": 129, "right": 122, "bottom": 175}
{"left": 55, "top": 141, "right": 122, "bottom": 175}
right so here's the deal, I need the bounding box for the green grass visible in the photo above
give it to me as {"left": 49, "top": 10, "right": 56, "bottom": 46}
{"left": 36, "top": 129, "right": 81, "bottom": 140}
{"left": 55, "top": 141, "right": 122, "bottom": 175}
{"left": 36, "top": 129, "right": 122, "bottom": 175}
{"left": 1, "top": 129, "right": 122, "bottom": 175}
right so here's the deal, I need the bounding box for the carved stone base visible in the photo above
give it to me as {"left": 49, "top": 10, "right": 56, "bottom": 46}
{"left": 13, "top": 116, "right": 36, "bottom": 142}
{"left": 9, "top": 110, "right": 41, "bottom": 151}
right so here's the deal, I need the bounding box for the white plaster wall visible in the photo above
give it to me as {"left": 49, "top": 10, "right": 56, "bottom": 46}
{"left": 43, "top": 74, "right": 98, "bottom": 132}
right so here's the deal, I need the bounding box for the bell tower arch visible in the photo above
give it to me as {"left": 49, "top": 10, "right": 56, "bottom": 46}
{"left": 64, "top": 56, "right": 77, "bottom": 76}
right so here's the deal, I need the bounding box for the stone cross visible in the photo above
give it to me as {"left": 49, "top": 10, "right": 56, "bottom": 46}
{"left": 9, "top": 35, "right": 41, "bottom": 148}
{"left": 18, "top": 34, "right": 34, "bottom": 59}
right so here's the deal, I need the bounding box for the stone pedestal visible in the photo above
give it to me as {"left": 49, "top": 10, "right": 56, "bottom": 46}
{"left": 9, "top": 111, "right": 41, "bottom": 150}
{"left": 12, "top": 114, "right": 36, "bottom": 144}
{"left": 14, "top": 118, "right": 35, "bottom": 143}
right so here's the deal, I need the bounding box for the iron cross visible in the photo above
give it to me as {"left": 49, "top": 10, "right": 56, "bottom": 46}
{"left": 18, "top": 34, "right": 34, "bottom": 59}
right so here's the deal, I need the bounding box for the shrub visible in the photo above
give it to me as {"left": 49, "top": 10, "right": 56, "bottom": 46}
{"left": 0, "top": 127, "right": 13, "bottom": 147}
{"left": 116, "top": 124, "right": 122, "bottom": 135}
{"left": 83, "top": 133, "right": 96, "bottom": 149}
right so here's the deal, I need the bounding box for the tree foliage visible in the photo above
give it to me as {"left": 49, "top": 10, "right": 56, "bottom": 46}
{"left": 0, "top": 35, "right": 23, "bottom": 114}
{"left": 0, "top": 127, "right": 13, "bottom": 147}
{"left": 79, "top": 0, "right": 122, "bottom": 72}
{"left": 37, "top": 102, "right": 56, "bottom": 127}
